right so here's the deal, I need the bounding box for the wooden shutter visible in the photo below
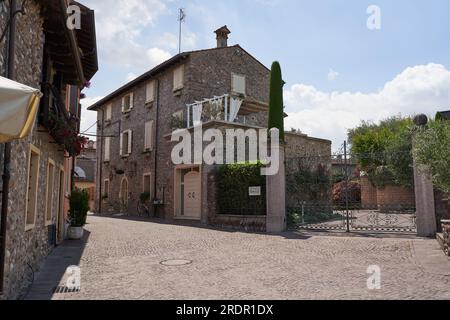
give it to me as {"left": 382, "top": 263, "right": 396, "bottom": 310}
{"left": 119, "top": 133, "right": 123, "bottom": 156}
{"left": 105, "top": 104, "right": 112, "bottom": 121}
{"left": 144, "top": 121, "right": 154, "bottom": 151}
{"left": 232, "top": 73, "right": 246, "bottom": 95}
{"left": 129, "top": 93, "right": 134, "bottom": 110}
{"left": 173, "top": 65, "right": 184, "bottom": 90}
{"left": 104, "top": 137, "right": 111, "bottom": 162}
{"left": 127, "top": 130, "right": 133, "bottom": 154}
{"left": 146, "top": 81, "right": 155, "bottom": 103}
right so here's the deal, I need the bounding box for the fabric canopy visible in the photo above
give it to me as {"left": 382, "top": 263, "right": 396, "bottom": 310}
{"left": 0, "top": 76, "right": 42, "bottom": 143}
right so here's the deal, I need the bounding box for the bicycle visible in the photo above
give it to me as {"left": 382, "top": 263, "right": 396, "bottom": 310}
{"left": 137, "top": 200, "right": 152, "bottom": 217}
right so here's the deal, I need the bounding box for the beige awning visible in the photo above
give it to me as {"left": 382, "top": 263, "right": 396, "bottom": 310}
{"left": 0, "top": 76, "right": 42, "bottom": 143}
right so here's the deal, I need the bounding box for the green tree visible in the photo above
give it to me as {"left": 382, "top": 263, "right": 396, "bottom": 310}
{"left": 268, "top": 61, "right": 285, "bottom": 142}
{"left": 414, "top": 119, "right": 450, "bottom": 194}
{"left": 348, "top": 117, "right": 414, "bottom": 187}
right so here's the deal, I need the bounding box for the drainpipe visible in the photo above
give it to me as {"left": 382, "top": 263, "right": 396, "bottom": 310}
{"left": 0, "top": 0, "right": 17, "bottom": 295}
{"left": 97, "top": 109, "right": 104, "bottom": 214}
{"left": 153, "top": 79, "right": 160, "bottom": 217}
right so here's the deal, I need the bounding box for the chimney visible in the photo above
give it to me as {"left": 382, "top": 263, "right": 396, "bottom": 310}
{"left": 214, "top": 25, "right": 231, "bottom": 48}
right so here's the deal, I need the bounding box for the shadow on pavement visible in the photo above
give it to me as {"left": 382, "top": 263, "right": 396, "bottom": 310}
{"left": 24, "top": 230, "right": 91, "bottom": 300}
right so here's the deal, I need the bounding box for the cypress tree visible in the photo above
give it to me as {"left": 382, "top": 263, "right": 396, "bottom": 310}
{"left": 268, "top": 61, "right": 285, "bottom": 142}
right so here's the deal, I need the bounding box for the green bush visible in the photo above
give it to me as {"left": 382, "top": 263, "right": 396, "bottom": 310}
{"left": 140, "top": 192, "right": 151, "bottom": 202}
{"left": 216, "top": 162, "right": 266, "bottom": 215}
{"left": 69, "top": 189, "right": 89, "bottom": 227}
{"left": 414, "top": 119, "right": 450, "bottom": 194}
{"left": 348, "top": 117, "right": 414, "bottom": 187}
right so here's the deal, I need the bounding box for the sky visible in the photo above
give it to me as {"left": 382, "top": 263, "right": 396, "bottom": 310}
{"left": 80, "top": 0, "right": 450, "bottom": 150}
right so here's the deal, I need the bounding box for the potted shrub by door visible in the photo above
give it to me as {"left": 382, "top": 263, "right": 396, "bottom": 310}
{"left": 68, "top": 189, "right": 89, "bottom": 240}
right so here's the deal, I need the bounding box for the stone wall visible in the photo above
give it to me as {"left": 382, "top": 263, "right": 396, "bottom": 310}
{"left": 0, "top": 0, "right": 67, "bottom": 300}
{"left": 285, "top": 132, "right": 332, "bottom": 208}
{"left": 435, "top": 190, "right": 450, "bottom": 232}
{"left": 440, "top": 220, "right": 450, "bottom": 256}
{"left": 0, "top": 0, "right": 8, "bottom": 76}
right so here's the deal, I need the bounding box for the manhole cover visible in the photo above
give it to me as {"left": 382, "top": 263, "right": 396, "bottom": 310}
{"left": 160, "top": 259, "right": 192, "bottom": 266}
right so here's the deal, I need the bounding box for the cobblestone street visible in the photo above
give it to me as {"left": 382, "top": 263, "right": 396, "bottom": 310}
{"left": 26, "top": 214, "right": 450, "bottom": 300}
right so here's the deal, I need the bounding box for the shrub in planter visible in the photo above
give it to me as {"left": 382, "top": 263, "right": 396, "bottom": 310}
{"left": 69, "top": 189, "right": 89, "bottom": 227}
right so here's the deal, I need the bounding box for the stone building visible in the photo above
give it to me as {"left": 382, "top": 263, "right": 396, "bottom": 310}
{"left": 89, "top": 26, "right": 330, "bottom": 228}
{"left": 0, "top": 0, "right": 98, "bottom": 299}
{"left": 74, "top": 140, "right": 97, "bottom": 210}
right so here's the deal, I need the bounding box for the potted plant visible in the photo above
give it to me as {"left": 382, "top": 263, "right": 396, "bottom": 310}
{"left": 68, "top": 189, "right": 89, "bottom": 240}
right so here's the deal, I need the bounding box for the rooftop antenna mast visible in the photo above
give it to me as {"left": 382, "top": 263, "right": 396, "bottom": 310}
{"left": 178, "top": 8, "right": 186, "bottom": 54}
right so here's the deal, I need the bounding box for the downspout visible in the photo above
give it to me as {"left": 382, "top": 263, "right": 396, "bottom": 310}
{"left": 98, "top": 109, "right": 104, "bottom": 214}
{"left": 0, "top": 0, "right": 17, "bottom": 295}
{"left": 153, "top": 79, "right": 160, "bottom": 217}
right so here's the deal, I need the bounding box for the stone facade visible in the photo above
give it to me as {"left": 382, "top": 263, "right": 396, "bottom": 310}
{"left": 96, "top": 45, "right": 271, "bottom": 219}
{"left": 0, "top": 0, "right": 97, "bottom": 299}
{"left": 0, "top": 0, "right": 62, "bottom": 300}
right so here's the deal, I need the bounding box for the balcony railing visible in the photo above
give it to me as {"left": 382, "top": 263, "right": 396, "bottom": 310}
{"left": 39, "top": 83, "right": 84, "bottom": 156}
{"left": 185, "top": 94, "right": 244, "bottom": 128}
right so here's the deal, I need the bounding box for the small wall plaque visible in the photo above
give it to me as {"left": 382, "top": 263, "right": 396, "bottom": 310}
{"left": 249, "top": 186, "right": 261, "bottom": 197}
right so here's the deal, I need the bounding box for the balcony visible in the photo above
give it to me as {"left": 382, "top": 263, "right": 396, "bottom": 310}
{"left": 180, "top": 94, "right": 268, "bottom": 130}
{"left": 39, "top": 83, "right": 84, "bottom": 156}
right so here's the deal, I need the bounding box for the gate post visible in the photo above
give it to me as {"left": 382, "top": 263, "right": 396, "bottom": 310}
{"left": 413, "top": 115, "right": 437, "bottom": 237}
{"left": 266, "top": 144, "right": 286, "bottom": 233}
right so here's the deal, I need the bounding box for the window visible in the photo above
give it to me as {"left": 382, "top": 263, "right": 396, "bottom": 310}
{"left": 104, "top": 179, "right": 110, "bottom": 198}
{"left": 143, "top": 173, "right": 152, "bottom": 195}
{"left": 25, "top": 145, "right": 40, "bottom": 230}
{"left": 232, "top": 73, "right": 246, "bottom": 95}
{"left": 173, "top": 65, "right": 184, "bottom": 91}
{"left": 146, "top": 81, "right": 155, "bottom": 104}
{"left": 120, "top": 130, "right": 133, "bottom": 156}
{"left": 45, "top": 160, "right": 55, "bottom": 225}
{"left": 104, "top": 137, "right": 111, "bottom": 162}
{"left": 105, "top": 103, "right": 112, "bottom": 122}
{"left": 144, "top": 120, "right": 155, "bottom": 151}
{"left": 121, "top": 92, "right": 134, "bottom": 113}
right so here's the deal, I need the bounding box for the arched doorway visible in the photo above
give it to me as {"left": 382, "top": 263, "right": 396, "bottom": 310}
{"left": 120, "top": 177, "right": 129, "bottom": 210}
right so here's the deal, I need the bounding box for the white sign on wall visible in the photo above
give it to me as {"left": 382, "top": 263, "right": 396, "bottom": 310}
{"left": 249, "top": 186, "right": 261, "bottom": 197}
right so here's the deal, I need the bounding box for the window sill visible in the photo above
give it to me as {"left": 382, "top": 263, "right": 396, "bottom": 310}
{"left": 105, "top": 120, "right": 112, "bottom": 126}
{"left": 145, "top": 101, "right": 154, "bottom": 108}
{"left": 142, "top": 149, "right": 153, "bottom": 155}
{"left": 122, "top": 109, "right": 132, "bottom": 115}
{"left": 25, "top": 224, "right": 35, "bottom": 232}
{"left": 173, "top": 88, "right": 183, "bottom": 96}
{"left": 121, "top": 155, "right": 131, "bottom": 159}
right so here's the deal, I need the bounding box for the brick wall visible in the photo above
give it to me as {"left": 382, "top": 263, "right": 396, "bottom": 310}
{"left": 360, "top": 175, "right": 377, "bottom": 208}
{"left": 376, "top": 185, "right": 415, "bottom": 210}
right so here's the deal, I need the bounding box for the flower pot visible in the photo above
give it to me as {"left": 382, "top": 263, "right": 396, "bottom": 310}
{"left": 68, "top": 226, "right": 84, "bottom": 240}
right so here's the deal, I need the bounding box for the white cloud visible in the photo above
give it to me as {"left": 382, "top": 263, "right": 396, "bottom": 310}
{"left": 146, "top": 48, "right": 172, "bottom": 67}
{"left": 82, "top": 0, "right": 172, "bottom": 69}
{"left": 155, "top": 31, "right": 198, "bottom": 51}
{"left": 327, "top": 68, "right": 339, "bottom": 81}
{"left": 126, "top": 72, "right": 137, "bottom": 82}
{"left": 285, "top": 63, "right": 450, "bottom": 150}
{"left": 80, "top": 96, "right": 104, "bottom": 140}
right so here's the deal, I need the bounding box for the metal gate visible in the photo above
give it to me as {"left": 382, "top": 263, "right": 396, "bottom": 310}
{"left": 286, "top": 142, "right": 417, "bottom": 233}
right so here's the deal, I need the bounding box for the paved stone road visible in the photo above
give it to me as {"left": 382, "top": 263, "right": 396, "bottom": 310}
{"left": 26, "top": 215, "right": 450, "bottom": 300}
